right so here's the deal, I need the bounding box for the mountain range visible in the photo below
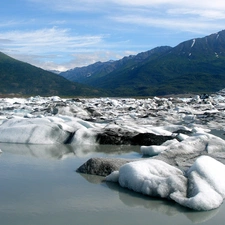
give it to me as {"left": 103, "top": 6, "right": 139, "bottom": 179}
{"left": 0, "top": 52, "right": 103, "bottom": 97}
{"left": 60, "top": 29, "right": 225, "bottom": 96}
{"left": 1, "top": 30, "right": 225, "bottom": 97}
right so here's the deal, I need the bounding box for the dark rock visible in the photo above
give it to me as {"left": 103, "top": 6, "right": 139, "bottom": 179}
{"left": 52, "top": 107, "right": 58, "bottom": 115}
{"left": 96, "top": 129, "right": 137, "bottom": 145}
{"left": 63, "top": 131, "right": 75, "bottom": 144}
{"left": 85, "top": 107, "right": 103, "bottom": 117}
{"left": 96, "top": 128, "right": 173, "bottom": 146}
{"left": 172, "top": 129, "right": 193, "bottom": 135}
{"left": 72, "top": 98, "right": 83, "bottom": 102}
{"left": 76, "top": 157, "right": 137, "bottom": 176}
{"left": 200, "top": 94, "right": 209, "bottom": 99}
{"left": 131, "top": 133, "right": 173, "bottom": 146}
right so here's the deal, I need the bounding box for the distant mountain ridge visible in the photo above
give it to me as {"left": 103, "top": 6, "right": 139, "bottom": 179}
{"left": 60, "top": 46, "right": 172, "bottom": 85}
{"left": 0, "top": 52, "right": 104, "bottom": 97}
{"left": 60, "top": 30, "right": 225, "bottom": 96}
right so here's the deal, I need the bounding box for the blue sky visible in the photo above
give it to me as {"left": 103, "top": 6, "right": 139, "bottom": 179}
{"left": 1, "top": 0, "right": 225, "bottom": 71}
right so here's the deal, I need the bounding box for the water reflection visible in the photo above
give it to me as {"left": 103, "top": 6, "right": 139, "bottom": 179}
{"left": 0, "top": 143, "right": 140, "bottom": 160}
{"left": 79, "top": 172, "right": 220, "bottom": 223}
{"left": 0, "top": 142, "right": 221, "bottom": 224}
{"left": 0, "top": 143, "right": 75, "bottom": 160}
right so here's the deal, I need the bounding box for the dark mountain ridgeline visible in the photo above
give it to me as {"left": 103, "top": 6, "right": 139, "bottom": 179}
{"left": 60, "top": 30, "right": 225, "bottom": 96}
{"left": 60, "top": 46, "right": 172, "bottom": 86}
{"left": 0, "top": 52, "right": 104, "bottom": 97}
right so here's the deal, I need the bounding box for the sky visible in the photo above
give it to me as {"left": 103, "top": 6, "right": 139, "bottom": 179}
{"left": 1, "top": 0, "right": 225, "bottom": 72}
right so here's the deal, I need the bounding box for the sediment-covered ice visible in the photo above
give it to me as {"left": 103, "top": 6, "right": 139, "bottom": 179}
{"left": 141, "top": 131, "right": 225, "bottom": 157}
{"left": 0, "top": 116, "right": 99, "bottom": 144}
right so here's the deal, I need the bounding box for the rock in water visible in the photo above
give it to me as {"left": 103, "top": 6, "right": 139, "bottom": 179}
{"left": 76, "top": 158, "right": 137, "bottom": 176}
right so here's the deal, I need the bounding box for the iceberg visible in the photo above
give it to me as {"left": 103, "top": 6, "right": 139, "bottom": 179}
{"left": 106, "top": 159, "right": 187, "bottom": 199}
{"left": 171, "top": 156, "right": 225, "bottom": 211}
{"left": 0, "top": 117, "right": 75, "bottom": 144}
{"left": 106, "top": 156, "right": 225, "bottom": 211}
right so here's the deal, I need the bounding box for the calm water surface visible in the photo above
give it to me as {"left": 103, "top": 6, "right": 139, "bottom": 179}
{"left": 0, "top": 143, "right": 224, "bottom": 225}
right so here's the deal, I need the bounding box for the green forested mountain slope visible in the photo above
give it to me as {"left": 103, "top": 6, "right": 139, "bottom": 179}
{"left": 0, "top": 52, "right": 104, "bottom": 97}
{"left": 60, "top": 30, "right": 225, "bottom": 96}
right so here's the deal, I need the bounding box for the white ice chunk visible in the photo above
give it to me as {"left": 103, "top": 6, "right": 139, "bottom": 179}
{"left": 71, "top": 127, "right": 96, "bottom": 145}
{"left": 106, "top": 171, "right": 119, "bottom": 182}
{"left": 175, "top": 133, "right": 189, "bottom": 141}
{"left": 107, "top": 156, "right": 225, "bottom": 211}
{"left": 106, "top": 159, "right": 187, "bottom": 199}
{"left": 160, "top": 132, "right": 225, "bottom": 158}
{"left": 141, "top": 145, "right": 167, "bottom": 156}
{"left": 171, "top": 156, "right": 225, "bottom": 211}
{"left": 0, "top": 117, "right": 72, "bottom": 144}
{"left": 161, "top": 139, "right": 179, "bottom": 146}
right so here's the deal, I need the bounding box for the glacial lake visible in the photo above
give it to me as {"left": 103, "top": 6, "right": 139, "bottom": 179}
{"left": 0, "top": 143, "right": 224, "bottom": 225}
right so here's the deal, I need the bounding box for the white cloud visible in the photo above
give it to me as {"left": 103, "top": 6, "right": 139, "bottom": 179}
{"left": 0, "top": 27, "right": 105, "bottom": 54}
{"left": 167, "top": 8, "right": 225, "bottom": 20}
{"left": 27, "top": 0, "right": 225, "bottom": 32}
{"left": 8, "top": 50, "right": 132, "bottom": 72}
{"left": 111, "top": 14, "right": 225, "bottom": 34}
{"left": 111, "top": 0, "right": 225, "bottom": 9}
{"left": 0, "top": 27, "right": 109, "bottom": 71}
